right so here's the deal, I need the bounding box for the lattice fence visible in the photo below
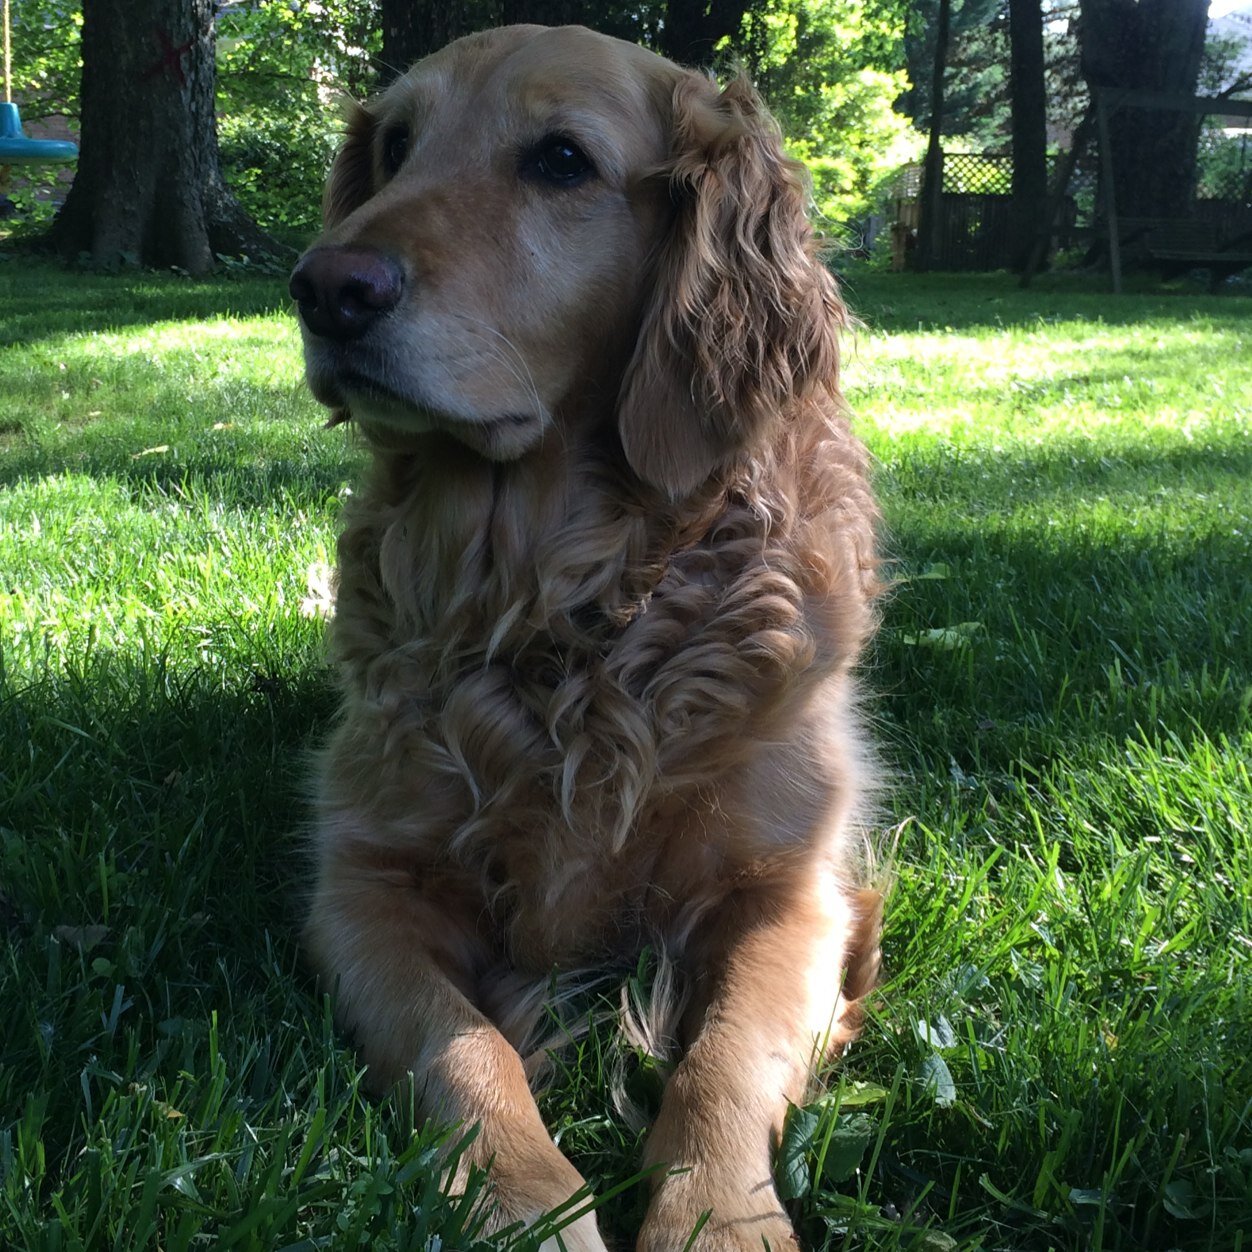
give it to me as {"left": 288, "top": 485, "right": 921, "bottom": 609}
{"left": 890, "top": 154, "right": 1014, "bottom": 198}
{"left": 888, "top": 152, "right": 1078, "bottom": 271}
{"left": 941, "top": 153, "right": 1013, "bottom": 195}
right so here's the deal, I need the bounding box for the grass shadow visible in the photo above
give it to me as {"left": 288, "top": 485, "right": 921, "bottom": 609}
{"left": 0, "top": 259, "right": 292, "bottom": 350}
{"left": 0, "top": 646, "right": 331, "bottom": 956}
{"left": 839, "top": 269, "right": 1252, "bottom": 334}
{"left": 872, "top": 434, "right": 1251, "bottom": 772}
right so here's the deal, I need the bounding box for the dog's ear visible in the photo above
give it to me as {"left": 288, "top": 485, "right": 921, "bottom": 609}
{"left": 323, "top": 100, "right": 376, "bottom": 229}
{"left": 617, "top": 75, "right": 846, "bottom": 500}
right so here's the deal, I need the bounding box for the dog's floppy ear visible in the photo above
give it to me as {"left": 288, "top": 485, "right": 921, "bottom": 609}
{"left": 323, "top": 100, "right": 376, "bottom": 229}
{"left": 617, "top": 75, "right": 846, "bottom": 500}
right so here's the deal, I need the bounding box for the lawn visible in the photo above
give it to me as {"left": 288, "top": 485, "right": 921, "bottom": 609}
{"left": 1, "top": 258, "right": 1249, "bottom": 1251}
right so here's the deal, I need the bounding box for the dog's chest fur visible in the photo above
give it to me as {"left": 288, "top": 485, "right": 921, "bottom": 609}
{"left": 320, "top": 430, "right": 870, "bottom": 966}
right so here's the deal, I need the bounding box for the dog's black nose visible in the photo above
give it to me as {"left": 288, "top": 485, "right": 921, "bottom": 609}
{"left": 289, "top": 247, "right": 404, "bottom": 341}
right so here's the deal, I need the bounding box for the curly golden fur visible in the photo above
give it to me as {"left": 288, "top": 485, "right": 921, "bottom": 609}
{"left": 290, "top": 24, "right": 882, "bottom": 1252}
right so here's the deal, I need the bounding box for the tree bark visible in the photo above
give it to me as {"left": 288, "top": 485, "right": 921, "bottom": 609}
{"left": 1079, "top": 0, "right": 1209, "bottom": 220}
{"left": 659, "top": 0, "right": 754, "bottom": 67}
{"left": 49, "top": 0, "right": 272, "bottom": 273}
{"left": 1009, "top": 0, "right": 1048, "bottom": 271}
{"left": 499, "top": 0, "right": 592, "bottom": 28}
{"left": 377, "top": 0, "right": 753, "bottom": 82}
{"left": 914, "top": 0, "right": 952, "bottom": 272}
{"left": 380, "top": 0, "right": 492, "bottom": 83}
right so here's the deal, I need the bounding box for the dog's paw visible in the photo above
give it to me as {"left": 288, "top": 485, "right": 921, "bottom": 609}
{"left": 482, "top": 1150, "right": 610, "bottom": 1252}
{"left": 637, "top": 1175, "right": 798, "bottom": 1252}
{"left": 535, "top": 1209, "right": 610, "bottom": 1252}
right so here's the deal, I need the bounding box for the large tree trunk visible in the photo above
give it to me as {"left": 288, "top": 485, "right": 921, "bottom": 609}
{"left": 379, "top": 0, "right": 601, "bottom": 83}
{"left": 658, "top": 0, "right": 753, "bottom": 67}
{"left": 380, "top": 0, "right": 491, "bottom": 84}
{"left": 49, "top": 0, "right": 271, "bottom": 273}
{"left": 498, "top": 0, "right": 592, "bottom": 29}
{"left": 1079, "top": 0, "right": 1209, "bottom": 220}
{"left": 914, "top": 0, "right": 952, "bottom": 272}
{"left": 377, "top": 0, "right": 749, "bottom": 78}
{"left": 1009, "top": 0, "right": 1048, "bottom": 271}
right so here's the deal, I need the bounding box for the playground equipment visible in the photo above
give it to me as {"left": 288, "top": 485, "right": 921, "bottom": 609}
{"left": 0, "top": 0, "right": 78, "bottom": 172}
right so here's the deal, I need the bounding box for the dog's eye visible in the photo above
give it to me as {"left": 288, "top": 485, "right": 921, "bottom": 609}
{"left": 382, "top": 125, "right": 410, "bottom": 178}
{"left": 530, "top": 136, "right": 594, "bottom": 187}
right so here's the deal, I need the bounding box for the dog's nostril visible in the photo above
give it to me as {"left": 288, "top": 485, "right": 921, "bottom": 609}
{"left": 290, "top": 247, "right": 405, "bottom": 342}
{"left": 288, "top": 269, "right": 315, "bottom": 305}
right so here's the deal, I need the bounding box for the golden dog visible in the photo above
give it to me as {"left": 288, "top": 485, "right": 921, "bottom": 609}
{"left": 290, "top": 24, "right": 881, "bottom": 1252}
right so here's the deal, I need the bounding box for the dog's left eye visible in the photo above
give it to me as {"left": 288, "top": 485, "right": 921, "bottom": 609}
{"left": 529, "top": 137, "right": 594, "bottom": 187}
{"left": 382, "top": 125, "right": 410, "bottom": 178}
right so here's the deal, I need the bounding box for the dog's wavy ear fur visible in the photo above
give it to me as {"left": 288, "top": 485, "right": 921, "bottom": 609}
{"left": 323, "top": 100, "right": 376, "bottom": 229}
{"left": 617, "top": 75, "right": 846, "bottom": 500}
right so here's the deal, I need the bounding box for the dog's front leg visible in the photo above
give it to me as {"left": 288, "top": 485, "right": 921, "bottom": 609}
{"left": 305, "top": 842, "right": 607, "bottom": 1252}
{"left": 638, "top": 874, "right": 876, "bottom": 1252}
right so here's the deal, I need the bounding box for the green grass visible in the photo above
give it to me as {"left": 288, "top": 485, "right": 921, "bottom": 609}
{"left": 1, "top": 258, "right": 1249, "bottom": 1250}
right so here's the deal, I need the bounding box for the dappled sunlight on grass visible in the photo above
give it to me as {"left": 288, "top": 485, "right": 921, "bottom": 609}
{"left": 0, "top": 472, "right": 337, "bottom": 665}
{"left": 847, "top": 324, "right": 1247, "bottom": 442}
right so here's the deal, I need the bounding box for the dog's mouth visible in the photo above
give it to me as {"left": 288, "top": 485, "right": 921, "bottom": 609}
{"left": 306, "top": 359, "right": 543, "bottom": 458}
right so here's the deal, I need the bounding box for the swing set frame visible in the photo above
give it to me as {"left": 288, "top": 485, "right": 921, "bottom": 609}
{"left": 1023, "top": 89, "right": 1252, "bottom": 291}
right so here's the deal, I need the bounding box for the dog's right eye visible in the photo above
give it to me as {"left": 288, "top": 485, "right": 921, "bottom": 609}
{"left": 382, "top": 125, "right": 410, "bottom": 178}
{"left": 525, "top": 135, "right": 595, "bottom": 188}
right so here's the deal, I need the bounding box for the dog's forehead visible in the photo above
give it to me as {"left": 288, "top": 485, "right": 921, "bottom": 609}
{"left": 384, "top": 25, "right": 678, "bottom": 156}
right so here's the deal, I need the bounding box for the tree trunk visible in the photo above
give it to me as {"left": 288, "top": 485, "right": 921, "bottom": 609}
{"left": 49, "top": 0, "right": 272, "bottom": 274}
{"left": 659, "top": 0, "right": 753, "bottom": 67}
{"left": 1079, "top": 0, "right": 1209, "bottom": 220}
{"left": 1009, "top": 0, "right": 1048, "bottom": 271}
{"left": 380, "top": 0, "right": 491, "bottom": 84}
{"left": 499, "top": 0, "right": 591, "bottom": 28}
{"left": 377, "top": 0, "right": 751, "bottom": 82}
{"left": 914, "top": 0, "right": 952, "bottom": 272}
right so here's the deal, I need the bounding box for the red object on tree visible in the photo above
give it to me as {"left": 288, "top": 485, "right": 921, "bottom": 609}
{"left": 142, "top": 27, "right": 195, "bottom": 87}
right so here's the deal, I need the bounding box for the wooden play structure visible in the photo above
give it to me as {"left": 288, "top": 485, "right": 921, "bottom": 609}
{"left": 1023, "top": 89, "right": 1252, "bottom": 292}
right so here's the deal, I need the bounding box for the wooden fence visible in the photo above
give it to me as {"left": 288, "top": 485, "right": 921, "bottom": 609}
{"left": 890, "top": 153, "right": 1076, "bottom": 272}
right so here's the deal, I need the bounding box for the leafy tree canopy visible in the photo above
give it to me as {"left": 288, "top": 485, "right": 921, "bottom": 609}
{"left": 6, "top": 0, "right": 915, "bottom": 238}
{"left": 736, "top": 0, "right": 919, "bottom": 224}
{"left": 215, "top": 0, "right": 379, "bottom": 236}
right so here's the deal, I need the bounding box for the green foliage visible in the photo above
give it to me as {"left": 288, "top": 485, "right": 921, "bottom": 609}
{"left": 736, "top": 0, "right": 920, "bottom": 226}
{"left": 216, "top": 0, "right": 381, "bottom": 237}
{"left": 216, "top": 101, "right": 339, "bottom": 241}
{"left": 896, "top": 0, "right": 1086, "bottom": 156}
{"left": 1198, "top": 126, "right": 1252, "bottom": 203}
{"left": 1, "top": 1, "right": 81, "bottom": 228}
{"left": 5, "top": 0, "right": 81, "bottom": 120}
{"left": 900, "top": 0, "right": 1008, "bottom": 143}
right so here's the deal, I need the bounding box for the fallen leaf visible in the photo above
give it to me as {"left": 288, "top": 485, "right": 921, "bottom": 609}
{"left": 54, "top": 924, "right": 109, "bottom": 951}
{"left": 300, "top": 560, "right": 336, "bottom": 619}
{"left": 917, "top": 1052, "right": 956, "bottom": 1106}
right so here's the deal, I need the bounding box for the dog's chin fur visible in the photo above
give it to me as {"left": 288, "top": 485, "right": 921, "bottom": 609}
{"left": 348, "top": 402, "right": 545, "bottom": 461}
{"left": 295, "top": 24, "right": 883, "bottom": 1252}
{"left": 303, "top": 363, "right": 548, "bottom": 460}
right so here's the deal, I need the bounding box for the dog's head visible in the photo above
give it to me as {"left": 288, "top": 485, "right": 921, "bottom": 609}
{"left": 291, "top": 25, "right": 844, "bottom": 497}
